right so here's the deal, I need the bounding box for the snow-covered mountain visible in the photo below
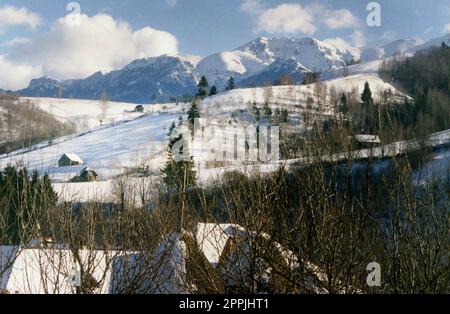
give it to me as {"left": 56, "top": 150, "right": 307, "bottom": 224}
{"left": 195, "top": 50, "right": 267, "bottom": 89}
{"left": 237, "top": 37, "right": 358, "bottom": 69}
{"left": 360, "top": 34, "right": 450, "bottom": 62}
{"left": 19, "top": 55, "right": 200, "bottom": 103}
{"left": 239, "top": 58, "right": 311, "bottom": 87}
{"left": 197, "top": 37, "right": 359, "bottom": 88}
{"left": 383, "top": 39, "right": 419, "bottom": 57}
{"left": 15, "top": 34, "right": 450, "bottom": 103}
{"left": 360, "top": 47, "right": 385, "bottom": 63}
{"left": 17, "top": 37, "right": 359, "bottom": 102}
{"left": 411, "top": 33, "right": 450, "bottom": 52}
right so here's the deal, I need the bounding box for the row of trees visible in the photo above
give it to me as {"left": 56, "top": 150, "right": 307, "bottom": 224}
{"left": 196, "top": 76, "right": 235, "bottom": 98}
{"left": 379, "top": 44, "right": 450, "bottom": 135}
{"left": 0, "top": 94, "right": 76, "bottom": 154}
{"left": 0, "top": 166, "right": 57, "bottom": 245}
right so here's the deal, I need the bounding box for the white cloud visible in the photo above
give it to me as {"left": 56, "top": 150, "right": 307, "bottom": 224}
{"left": 322, "top": 8, "right": 360, "bottom": 29}
{"left": 323, "top": 37, "right": 360, "bottom": 57}
{"left": 256, "top": 4, "right": 316, "bottom": 34}
{"left": 240, "top": 0, "right": 264, "bottom": 16}
{"left": 245, "top": 2, "right": 360, "bottom": 35}
{"left": 443, "top": 23, "right": 450, "bottom": 34}
{"left": 351, "top": 30, "right": 366, "bottom": 47}
{"left": 8, "top": 13, "right": 178, "bottom": 82}
{"left": 0, "top": 55, "right": 42, "bottom": 90}
{"left": 0, "top": 37, "right": 31, "bottom": 48}
{"left": 0, "top": 5, "right": 41, "bottom": 32}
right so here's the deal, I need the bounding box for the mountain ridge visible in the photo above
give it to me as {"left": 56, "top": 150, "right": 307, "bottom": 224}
{"left": 14, "top": 34, "right": 450, "bottom": 103}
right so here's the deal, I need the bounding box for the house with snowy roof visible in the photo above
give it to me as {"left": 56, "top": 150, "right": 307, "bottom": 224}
{"left": 70, "top": 167, "right": 98, "bottom": 183}
{"left": 58, "top": 153, "right": 84, "bottom": 167}
{"left": 351, "top": 134, "right": 381, "bottom": 149}
{"left": 0, "top": 223, "right": 335, "bottom": 294}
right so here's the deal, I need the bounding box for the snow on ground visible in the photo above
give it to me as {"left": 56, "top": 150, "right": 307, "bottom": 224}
{"left": 0, "top": 113, "right": 180, "bottom": 182}
{"left": 196, "top": 129, "right": 450, "bottom": 185}
{"left": 203, "top": 74, "right": 403, "bottom": 115}
{"left": 21, "top": 97, "right": 189, "bottom": 131}
{"left": 413, "top": 146, "right": 450, "bottom": 185}
{"left": 0, "top": 73, "right": 411, "bottom": 201}
{"left": 320, "top": 59, "right": 382, "bottom": 80}
{"left": 52, "top": 181, "right": 115, "bottom": 203}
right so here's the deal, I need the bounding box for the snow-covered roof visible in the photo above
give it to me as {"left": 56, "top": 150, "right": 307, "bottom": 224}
{"left": 61, "top": 153, "right": 84, "bottom": 164}
{"left": 1, "top": 247, "right": 113, "bottom": 294}
{"left": 354, "top": 134, "right": 381, "bottom": 144}
{"left": 196, "top": 223, "right": 244, "bottom": 267}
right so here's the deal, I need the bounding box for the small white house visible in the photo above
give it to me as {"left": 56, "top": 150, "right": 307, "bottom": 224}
{"left": 58, "top": 153, "right": 84, "bottom": 167}
{"left": 352, "top": 134, "right": 381, "bottom": 149}
{"left": 354, "top": 134, "right": 381, "bottom": 144}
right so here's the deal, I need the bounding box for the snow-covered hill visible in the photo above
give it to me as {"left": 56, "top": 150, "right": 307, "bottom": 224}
{"left": 203, "top": 74, "right": 403, "bottom": 115}
{"left": 19, "top": 97, "right": 187, "bottom": 131}
{"left": 2, "top": 73, "right": 403, "bottom": 184}
{"left": 0, "top": 112, "right": 178, "bottom": 182}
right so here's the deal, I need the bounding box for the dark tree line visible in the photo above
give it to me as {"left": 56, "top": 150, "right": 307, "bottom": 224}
{"left": 0, "top": 94, "right": 76, "bottom": 154}
{"left": 0, "top": 166, "right": 57, "bottom": 244}
{"left": 379, "top": 44, "right": 450, "bottom": 135}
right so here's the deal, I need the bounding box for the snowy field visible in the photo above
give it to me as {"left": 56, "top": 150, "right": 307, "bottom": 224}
{"left": 21, "top": 97, "right": 189, "bottom": 131}
{"left": 202, "top": 74, "right": 404, "bottom": 115}
{"left": 0, "top": 71, "right": 425, "bottom": 202}
{"left": 0, "top": 113, "right": 180, "bottom": 182}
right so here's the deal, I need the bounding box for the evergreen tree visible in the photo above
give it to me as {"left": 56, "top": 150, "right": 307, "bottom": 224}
{"left": 252, "top": 102, "right": 261, "bottom": 122}
{"left": 441, "top": 41, "right": 448, "bottom": 49}
{"left": 209, "top": 86, "right": 218, "bottom": 96}
{"left": 161, "top": 122, "right": 196, "bottom": 190}
{"left": 281, "top": 109, "right": 289, "bottom": 123}
{"left": 178, "top": 115, "right": 184, "bottom": 127}
{"left": 302, "top": 72, "right": 319, "bottom": 85}
{"left": 0, "top": 166, "right": 57, "bottom": 244}
{"left": 225, "top": 77, "right": 235, "bottom": 91}
{"left": 197, "top": 76, "right": 209, "bottom": 98}
{"left": 339, "top": 93, "right": 349, "bottom": 114}
{"left": 263, "top": 102, "right": 272, "bottom": 118}
{"left": 361, "top": 82, "right": 373, "bottom": 106}
{"left": 187, "top": 101, "right": 200, "bottom": 129}
{"left": 168, "top": 121, "right": 176, "bottom": 137}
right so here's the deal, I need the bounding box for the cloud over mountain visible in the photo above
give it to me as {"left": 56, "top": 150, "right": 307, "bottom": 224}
{"left": 241, "top": 1, "right": 360, "bottom": 35}
{"left": 6, "top": 13, "right": 179, "bottom": 85}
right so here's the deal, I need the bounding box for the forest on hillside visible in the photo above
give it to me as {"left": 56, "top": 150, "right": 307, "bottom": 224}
{"left": 379, "top": 44, "right": 450, "bottom": 135}
{"left": 0, "top": 95, "right": 76, "bottom": 154}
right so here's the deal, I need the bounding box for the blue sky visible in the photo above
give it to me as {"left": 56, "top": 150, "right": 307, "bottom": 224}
{"left": 0, "top": 0, "right": 449, "bottom": 90}
{"left": 2, "top": 0, "right": 450, "bottom": 55}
